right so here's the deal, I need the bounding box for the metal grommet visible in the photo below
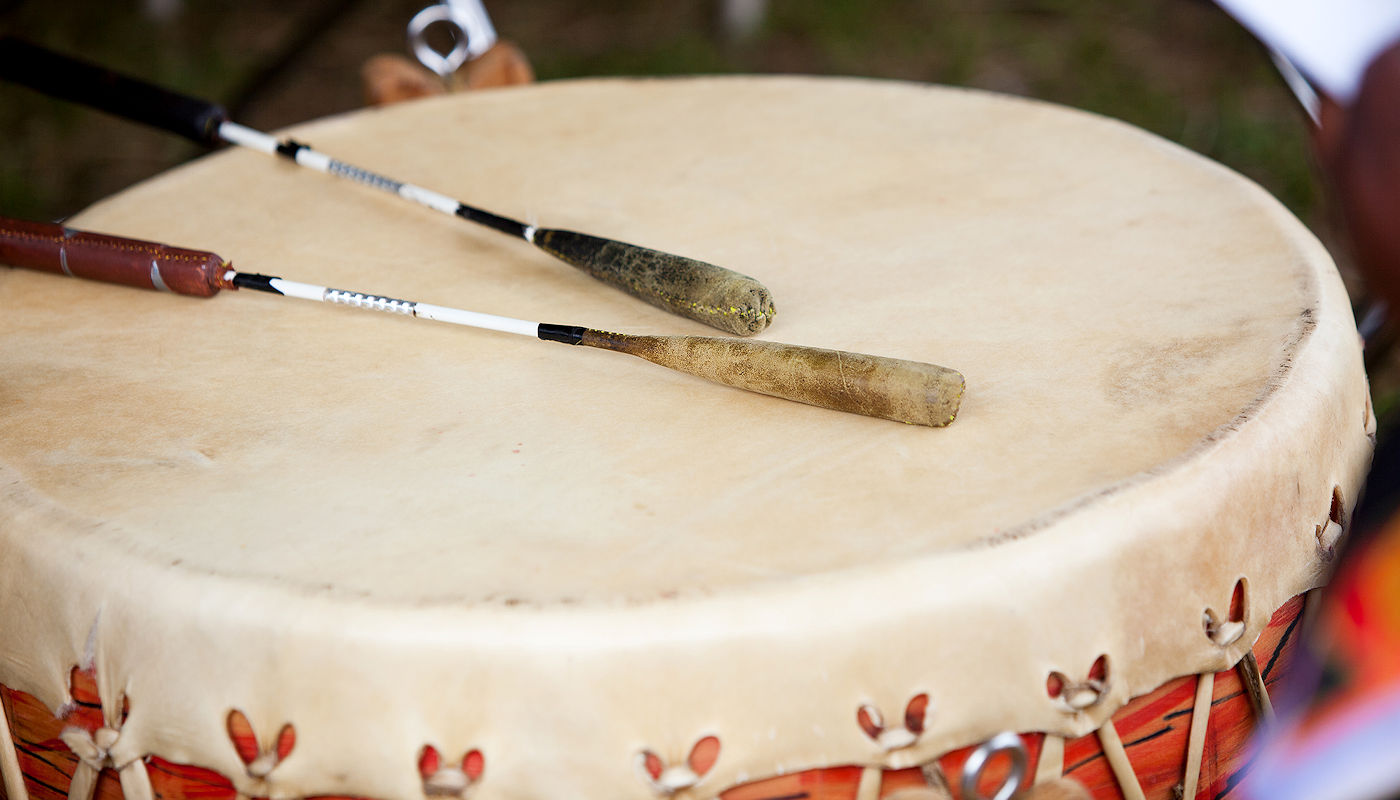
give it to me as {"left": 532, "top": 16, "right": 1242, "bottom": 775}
{"left": 960, "top": 732, "right": 1027, "bottom": 800}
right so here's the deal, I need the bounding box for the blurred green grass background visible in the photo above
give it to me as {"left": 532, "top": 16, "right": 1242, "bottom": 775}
{"left": 6, "top": 0, "right": 1385, "bottom": 402}
{"left": 0, "top": 0, "right": 1321, "bottom": 227}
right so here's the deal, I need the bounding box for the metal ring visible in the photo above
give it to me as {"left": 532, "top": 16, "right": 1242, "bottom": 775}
{"left": 960, "top": 732, "right": 1027, "bottom": 800}
{"left": 407, "top": 4, "right": 471, "bottom": 79}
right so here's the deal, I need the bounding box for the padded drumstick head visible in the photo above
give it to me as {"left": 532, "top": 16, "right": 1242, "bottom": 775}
{"left": 578, "top": 331, "right": 964, "bottom": 427}
{"left": 534, "top": 229, "right": 775, "bottom": 336}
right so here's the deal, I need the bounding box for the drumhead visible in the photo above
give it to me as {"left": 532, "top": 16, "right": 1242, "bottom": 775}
{"left": 0, "top": 77, "right": 1371, "bottom": 800}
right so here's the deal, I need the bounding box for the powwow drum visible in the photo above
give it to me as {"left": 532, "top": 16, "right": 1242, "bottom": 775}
{"left": 0, "top": 77, "right": 1373, "bottom": 800}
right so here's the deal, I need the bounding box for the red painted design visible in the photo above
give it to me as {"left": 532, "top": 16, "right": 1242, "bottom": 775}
{"left": 3, "top": 598, "right": 1303, "bottom": 800}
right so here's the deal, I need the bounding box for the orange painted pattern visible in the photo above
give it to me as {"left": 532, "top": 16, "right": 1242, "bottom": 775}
{"left": 728, "top": 596, "right": 1302, "bottom": 800}
{"left": 2, "top": 598, "right": 1303, "bottom": 800}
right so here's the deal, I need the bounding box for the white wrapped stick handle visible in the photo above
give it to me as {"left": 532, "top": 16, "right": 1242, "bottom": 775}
{"left": 0, "top": 214, "right": 963, "bottom": 428}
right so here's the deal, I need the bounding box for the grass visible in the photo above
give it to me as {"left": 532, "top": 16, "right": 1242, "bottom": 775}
{"left": 6, "top": 0, "right": 1389, "bottom": 419}
{"left": 1, "top": 0, "right": 1321, "bottom": 226}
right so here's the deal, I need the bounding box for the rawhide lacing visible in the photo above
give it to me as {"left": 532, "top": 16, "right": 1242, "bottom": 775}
{"left": 1316, "top": 485, "right": 1347, "bottom": 560}
{"left": 57, "top": 667, "right": 152, "bottom": 800}
{"left": 60, "top": 725, "right": 133, "bottom": 772}
{"left": 226, "top": 710, "right": 296, "bottom": 780}
{"left": 917, "top": 760, "right": 955, "bottom": 799}
{"left": 1033, "top": 735, "right": 1064, "bottom": 784}
{"left": 1236, "top": 652, "right": 1275, "bottom": 722}
{"left": 418, "top": 745, "right": 485, "bottom": 797}
{"left": 637, "top": 736, "right": 720, "bottom": 794}
{"left": 855, "top": 766, "right": 883, "bottom": 800}
{"left": 0, "top": 689, "right": 28, "bottom": 800}
{"left": 1203, "top": 579, "right": 1248, "bottom": 647}
{"left": 1094, "top": 721, "right": 1144, "bottom": 800}
{"left": 1045, "top": 656, "right": 1109, "bottom": 712}
{"left": 1367, "top": 396, "right": 1378, "bottom": 441}
{"left": 857, "top": 694, "right": 930, "bottom": 751}
{"left": 1180, "top": 672, "right": 1215, "bottom": 800}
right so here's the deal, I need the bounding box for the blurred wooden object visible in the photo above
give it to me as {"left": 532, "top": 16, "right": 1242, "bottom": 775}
{"left": 720, "top": 0, "right": 768, "bottom": 39}
{"left": 362, "top": 54, "right": 444, "bottom": 105}
{"left": 454, "top": 40, "right": 533, "bottom": 90}
{"left": 362, "top": 41, "right": 533, "bottom": 106}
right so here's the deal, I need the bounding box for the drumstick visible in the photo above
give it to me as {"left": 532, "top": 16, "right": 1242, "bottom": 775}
{"left": 0, "top": 218, "right": 963, "bottom": 427}
{"left": 0, "top": 37, "right": 775, "bottom": 337}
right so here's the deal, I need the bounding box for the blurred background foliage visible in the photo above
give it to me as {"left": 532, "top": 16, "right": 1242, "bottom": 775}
{"left": 2, "top": 0, "right": 1386, "bottom": 400}
{"left": 0, "top": 0, "right": 1321, "bottom": 226}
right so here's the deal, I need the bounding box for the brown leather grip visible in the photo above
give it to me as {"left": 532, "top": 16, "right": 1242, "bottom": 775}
{"left": 0, "top": 217, "right": 227, "bottom": 296}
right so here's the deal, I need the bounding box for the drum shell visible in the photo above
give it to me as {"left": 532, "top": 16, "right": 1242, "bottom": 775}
{"left": 0, "top": 596, "right": 1303, "bottom": 800}
{"left": 0, "top": 76, "right": 1372, "bottom": 800}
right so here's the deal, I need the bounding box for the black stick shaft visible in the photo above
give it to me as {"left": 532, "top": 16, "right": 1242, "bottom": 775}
{"left": 228, "top": 271, "right": 960, "bottom": 426}
{"left": 232, "top": 127, "right": 777, "bottom": 336}
{"left": 0, "top": 36, "right": 226, "bottom": 145}
{"left": 0, "top": 37, "right": 777, "bottom": 335}
{"left": 0, "top": 210, "right": 956, "bottom": 427}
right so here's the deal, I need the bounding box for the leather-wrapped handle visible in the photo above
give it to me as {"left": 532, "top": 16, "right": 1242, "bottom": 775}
{"left": 0, "top": 218, "right": 228, "bottom": 296}
{"left": 579, "top": 330, "right": 964, "bottom": 426}
{"left": 0, "top": 37, "right": 227, "bottom": 146}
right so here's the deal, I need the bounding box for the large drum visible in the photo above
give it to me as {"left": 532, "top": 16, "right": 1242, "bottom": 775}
{"left": 0, "top": 77, "right": 1373, "bottom": 800}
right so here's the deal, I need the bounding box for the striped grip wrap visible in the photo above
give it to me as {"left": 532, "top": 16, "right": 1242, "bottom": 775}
{"left": 271, "top": 138, "right": 404, "bottom": 194}
{"left": 324, "top": 288, "right": 416, "bottom": 314}
{"left": 325, "top": 160, "right": 405, "bottom": 194}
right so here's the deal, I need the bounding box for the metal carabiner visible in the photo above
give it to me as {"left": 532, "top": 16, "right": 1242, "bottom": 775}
{"left": 407, "top": 0, "right": 499, "bottom": 79}
{"left": 960, "top": 732, "right": 1029, "bottom": 800}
